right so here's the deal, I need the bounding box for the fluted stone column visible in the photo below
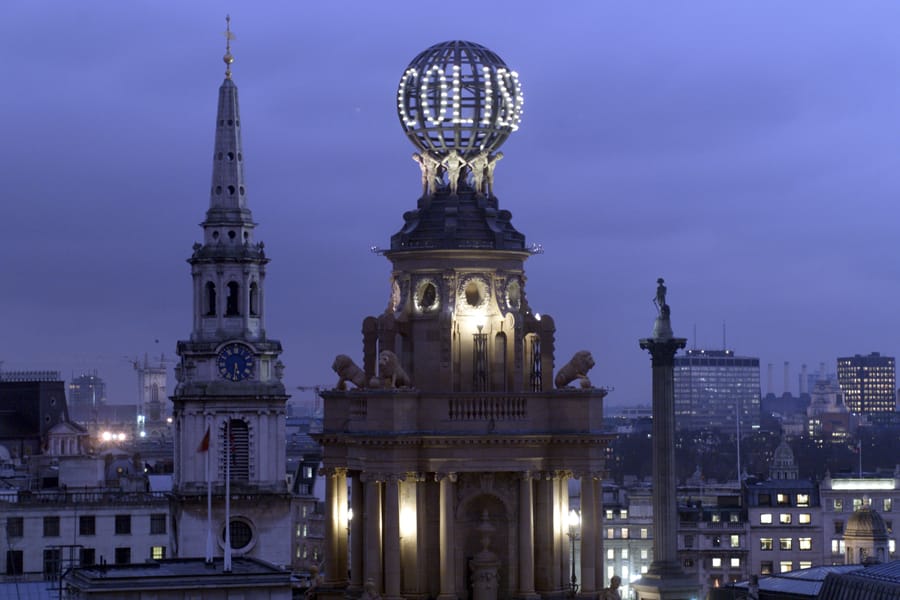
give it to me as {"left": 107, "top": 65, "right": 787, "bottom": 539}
{"left": 534, "top": 476, "right": 553, "bottom": 593}
{"left": 323, "top": 468, "right": 348, "bottom": 586}
{"left": 438, "top": 473, "right": 457, "bottom": 600}
{"left": 579, "top": 475, "right": 597, "bottom": 596}
{"left": 384, "top": 476, "right": 402, "bottom": 600}
{"left": 516, "top": 472, "right": 538, "bottom": 599}
{"left": 349, "top": 474, "right": 364, "bottom": 592}
{"left": 364, "top": 478, "right": 383, "bottom": 591}
{"left": 595, "top": 480, "right": 604, "bottom": 588}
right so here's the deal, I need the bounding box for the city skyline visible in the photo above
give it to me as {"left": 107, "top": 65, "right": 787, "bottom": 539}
{"left": 6, "top": 1, "right": 900, "bottom": 406}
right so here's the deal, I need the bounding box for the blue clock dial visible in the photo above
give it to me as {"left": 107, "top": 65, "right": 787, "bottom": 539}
{"left": 217, "top": 343, "right": 254, "bottom": 382}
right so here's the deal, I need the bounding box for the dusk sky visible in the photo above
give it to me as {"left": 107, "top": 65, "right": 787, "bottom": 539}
{"left": 5, "top": 2, "right": 900, "bottom": 409}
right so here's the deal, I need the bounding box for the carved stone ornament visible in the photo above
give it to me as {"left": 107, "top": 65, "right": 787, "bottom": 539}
{"left": 458, "top": 274, "right": 491, "bottom": 312}
{"left": 414, "top": 277, "right": 440, "bottom": 313}
{"left": 505, "top": 278, "right": 522, "bottom": 311}
{"left": 554, "top": 350, "right": 595, "bottom": 389}
{"left": 332, "top": 354, "right": 367, "bottom": 390}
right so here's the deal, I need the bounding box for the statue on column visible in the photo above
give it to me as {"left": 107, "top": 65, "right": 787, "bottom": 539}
{"left": 651, "top": 278, "right": 673, "bottom": 340}
{"left": 653, "top": 278, "right": 667, "bottom": 314}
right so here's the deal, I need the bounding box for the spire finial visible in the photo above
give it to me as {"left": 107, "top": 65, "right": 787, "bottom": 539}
{"left": 223, "top": 14, "right": 236, "bottom": 79}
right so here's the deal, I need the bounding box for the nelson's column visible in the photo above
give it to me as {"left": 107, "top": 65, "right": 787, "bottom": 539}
{"left": 317, "top": 41, "right": 611, "bottom": 600}
{"left": 171, "top": 21, "right": 292, "bottom": 568}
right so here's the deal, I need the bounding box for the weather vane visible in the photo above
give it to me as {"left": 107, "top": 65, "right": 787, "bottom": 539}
{"left": 223, "top": 15, "right": 236, "bottom": 79}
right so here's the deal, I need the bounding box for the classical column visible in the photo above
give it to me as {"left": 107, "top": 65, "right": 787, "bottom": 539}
{"left": 516, "top": 472, "right": 538, "bottom": 599}
{"left": 579, "top": 475, "right": 597, "bottom": 596}
{"left": 555, "top": 473, "right": 567, "bottom": 593}
{"left": 438, "top": 473, "right": 457, "bottom": 600}
{"left": 364, "top": 477, "right": 383, "bottom": 590}
{"left": 337, "top": 468, "right": 349, "bottom": 582}
{"left": 349, "top": 474, "right": 364, "bottom": 592}
{"left": 595, "top": 479, "right": 605, "bottom": 588}
{"left": 323, "top": 467, "right": 348, "bottom": 586}
{"left": 633, "top": 279, "right": 698, "bottom": 600}
{"left": 383, "top": 476, "right": 402, "bottom": 600}
{"left": 533, "top": 475, "right": 553, "bottom": 593}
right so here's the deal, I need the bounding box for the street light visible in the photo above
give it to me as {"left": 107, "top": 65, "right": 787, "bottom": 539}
{"left": 567, "top": 509, "right": 580, "bottom": 594}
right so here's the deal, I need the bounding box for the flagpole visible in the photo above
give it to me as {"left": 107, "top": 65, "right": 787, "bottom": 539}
{"left": 224, "top": 417, "right": 232, "bottom": 572}
{"left": 205, "top": 420, "right": 213, "bottom": 563}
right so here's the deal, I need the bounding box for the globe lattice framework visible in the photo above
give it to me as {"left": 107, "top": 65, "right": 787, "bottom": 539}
{"left": 397, "top": 40, "right": 524, "bottom": 158}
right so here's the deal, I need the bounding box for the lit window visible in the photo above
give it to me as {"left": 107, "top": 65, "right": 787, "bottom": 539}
{"left": 731, "top": 557, "right": 740, "bottom": 568}
{"left": 607, "top": 548, "right": 614, "bottom": 559}
{"left": 621, "top": 509, "right": 628, "bottom": 519}
{"left": 832, "top": 539, "right": 839, "bottom": 553}
{"left": 884, "top": 498, "right": 893, "bottom": 512}
{"left": 840, "top": 540, "right": 846, "bottom": 554}
{"left": 799, "top": 537, "right": 812, "bottom": 551}
{"left": 890, "top": 540, "right": 896, "bottom": 553}
{"left": 622, "top": 565, "right": 629, "bottom": 578}
{"left": 780, "top": 561, "right": 793, "bottom": 573}
{"left": 621, "top": 527, "right": 629, "bottom": 539}
{"left": 606, "top": 509, "right": 614, "bottom": 520}
{"left": 711, "top": 557, "right": 722, "bottom": 568}
{"left": 151, "top": 546, "right": 165, "bottom": 560}
{"left": 833, "top": 499, "right": 843, "bottom": 511}
{"left": 799, "top": 561, "right": 812, "bottom": 570}
{"left": 622, "top": 548, "right": 629, "bottom": 559}
{"left": 797, "top": 494, "right": 809, "bottom": 507}
{"left": 607, "top": 528, "right": 614, "bottom": 539}
{"left": 641, "top": 565, "right": 648, "bottom": 574}
{"left": 799, "top": 513, "right": 811, "bottom": 524}
{"left": 711, "top": 513, "right": 721, "bottom": 523}
{"left": 640, "top": 528, "right": 648, "bottom": 539}
{"left": 777, "top": 493, "right": 790, "bottom": 505}
{"left": 760, "top": 513, "right": 773, "bottom": 524}
{"left": 641, "top": 549, "right": 648, "bottom": 559}
{"left": 853, "top": 498, "right": 863, "bottom": 511}
{"left": 761, "top": 561, "right": 773, "bottom": 575}
{"left": 780, "top": 538, "right": 792, "bottom": 551}
{"left": 780, "top": 513, "right": 792, "bottom": 524}
{"left": 760, "top": 538, "right": 773, "bottom": 551}
{"left": 730, "top": 513, "right": 740, "bottom": 523}
{"left": 730, "top": 535, "right": 740, "bottom": 548}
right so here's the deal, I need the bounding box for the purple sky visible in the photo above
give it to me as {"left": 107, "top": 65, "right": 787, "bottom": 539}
{"left": 5, "top": 2, "right": 900, "bottom": 409}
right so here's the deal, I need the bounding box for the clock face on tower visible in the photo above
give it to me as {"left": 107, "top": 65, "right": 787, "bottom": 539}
{"left": 217, "top": 343, "right": 255, "bottom": 382}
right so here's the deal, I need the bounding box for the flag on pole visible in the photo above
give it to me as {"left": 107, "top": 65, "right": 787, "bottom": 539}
{"left": 198, "top": 426, "right": 211, "bottom": 453}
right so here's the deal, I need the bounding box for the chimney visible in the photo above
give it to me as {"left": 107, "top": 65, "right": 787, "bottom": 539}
{"left": 767, "top": 363, "right": 774, "bottom": 395}
{"left": 800, "top": 364, "right": 808, "bottom": 394}
{"left": 783, "top": 361, "right": 790, "bottom": 396}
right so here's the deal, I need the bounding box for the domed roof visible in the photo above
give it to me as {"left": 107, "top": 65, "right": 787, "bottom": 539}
{"left": 846, "top": 506, "right": 889, "bottom": 540}
{"left": 773, "top": 439, "right": 795, "bottom": 463}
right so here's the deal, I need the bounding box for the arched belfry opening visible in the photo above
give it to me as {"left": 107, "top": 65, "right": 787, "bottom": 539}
{"left": 226, "top": 281, "right": 240, "bottom": 316}
{"left": 205, "top": 282, "right": 217, "bottom": 316}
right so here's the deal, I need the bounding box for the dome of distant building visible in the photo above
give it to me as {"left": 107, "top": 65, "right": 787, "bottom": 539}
{"left": 397, "top": 40, "right": 524, "bottom": 157}
{"left": 769, "top": 438, "right": 799, "bottom": 480}
{"left": 846, "top": 505, "right": 889, "bottom": 540}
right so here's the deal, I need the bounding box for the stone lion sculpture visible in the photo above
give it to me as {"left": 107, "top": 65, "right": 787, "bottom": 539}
{"left": 332, "top": 354, "right": 367, "bottom": 390}
{"left": 554, "top": 350, "right": 595, "bottom": 389}
{"left": 377, "top": 350, "right": 411, "bottom": 388}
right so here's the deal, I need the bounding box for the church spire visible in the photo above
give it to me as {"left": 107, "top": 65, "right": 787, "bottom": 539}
{"left": 205, "top": 15, "right": 252, "bottom": 228}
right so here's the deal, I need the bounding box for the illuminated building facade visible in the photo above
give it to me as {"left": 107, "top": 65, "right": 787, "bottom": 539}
{"left": 837, "top": 353, "right": 896, "bottom": 414}
{"left": 317, "top": 41, "right": 610, "bottom": 600}
{"left": 674, "top": 349, "right": 761, "bottom": 433}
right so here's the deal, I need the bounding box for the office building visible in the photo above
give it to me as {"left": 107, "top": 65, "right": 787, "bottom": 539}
{"left": 674, "top": 349, "right": 761, "bottom": 432}
{"left": 837, "top": 352, "right": 896, "bottom": 414}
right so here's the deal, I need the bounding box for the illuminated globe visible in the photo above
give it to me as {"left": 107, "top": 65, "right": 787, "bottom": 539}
{"left": 397, "top": 40, "right": 524, "bottom": 158}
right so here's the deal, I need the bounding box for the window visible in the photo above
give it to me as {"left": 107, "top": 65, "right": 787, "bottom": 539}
{"left": 799, "top": 537, "right": 812, "bottom": 551}
{"left": 607, "top": 548, "right": 614, "bottom": 559}
{"left": 228, "top": 520, "right": 253, "bottom": 550}
{"left": 151, "top": 546, "right": 166, "bottom": 560}
{"left": 853, "top": 498, "right": 863, "bottom": 511}
{"left": 607, "top": 566, "right": 615, "bottom": 580}
{"left": 79, "top": 515, "right": 96, "bottom": 536}
{"left": 221, "top": 419, "right": 250, "bottom": 482}
{"left": 799, "top": 561, "right": 812, "bottom": 570}
{"left": 760, "top": 513, "right": 773, "bottom": 524}
{"left": 779, "top": 538, "right": 792, "bottom": 551}
{"left": 712, "top": 536, "right": 721, "bottom": 548}
{"left": 640, "top": 528, "right": 648, "bottom": 539}
{"left": 683, "top": 559, "right": 695, "bottom": 568}
{"left": 887, "top": 521, "right": 893, "bottom": 534}
{"left": 622, "top": 565, "right": 630, "bottom": 579}
{"left": 731, "top": 557, "right": 740, "bottom": 568}
{"left": 799, "top": 513, "right": 811, "bottom": 524}
{"left": 6, "top": 517, "right": 23, "bottom": 538}
{"left": 5, "top": 551, "right": 23, "bottom": 575}
{"left": 43, "top": 516, "right": 60, "bottom": 537}
{"left": 711, "top": 513, "right": 721, "bottom": 523}
{"left": 759, "top": 493, "right": 772, "bottom": 506}
{"left": 779, "top": 513, "right": 792, "bottom": 524}
{"left": 42, "top": 549, "right": 61, "bottom": 580}
{"left": 834, "top": 521, "right": 844, "bottom": 534}
{"left": 115, "top": 547, "right": 131, "bottom": 564}
{"left": 115, "top": 515, "right": 131, "bottom": 535}
{"left": 684, "top": 535, "right": 695, "bottom": 549}
{"left": 641, "top": 549, "right": 648, "bottom": 559}
{"left": 150, "top": 514, "right": 166, "bottom": 535}
{"left": 831, "top": 539, "right": 840, "bottom": 554}
{"left": 249, "top": 282, "right": 259, "bottom": 316}
{"left": 884, "top": 498, "right": 893, "bottom": 512}
{"left": 833, "top": 498, "right": 843, "bottom": 511}
{"left": 760, "top": 561, "right": 773, "bottom": 575}
{"left": 205, "top": 282, "right": 217, "bottom": 316}
{"left": 303, "top": 466, "right": 314, "bottom": 479}
{"left": 621, "top": 509, "right": 628, "bottom": 519}
{"left": 621, "top": 548, "right": 629, "bottom": 559}
{"left": 607, "top": 528, "right": 614, "bottom": 539}
{"left": 605, "top": 509, "right": 613, "bottom": 520}
{"left": 890, "top": 540, "right": 896, "bottom": 553}
{"left": 797, "top": 493, "right": 810, "bottom": 507}
{"left": 226, "top": 281, "right": 240, "bottom": 316}
{"left": 776, "top": 493, "right": 790, "bottom": 506}
{"left": 779, "top": 561, "right": 793, "bottom": 573}
{"left": 730, "top": 513, "right": 740, "bottom": 523}
{"left": 730, "top": 535, "right": 740, "bottom": 548}
{"left": 80, "top": 548, "right": 95, "bottom": 566}
{"left": 711, "top": 557, "right": 722, "bottom": 568}
{"left": 760, "top": 538, "right": 773, "bottom": 551}
{"left": 621, "top": 527, "right": 629, "bottom": 539}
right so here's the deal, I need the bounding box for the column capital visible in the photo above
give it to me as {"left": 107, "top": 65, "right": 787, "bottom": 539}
{"left": 320, "top": 466, "right": 348, "bottom": 478}
{"left": 435, "top": 471, "right": 458, "bottom": 483}
{"left": 639, "top": 337, "right": 687, "bottom": 367}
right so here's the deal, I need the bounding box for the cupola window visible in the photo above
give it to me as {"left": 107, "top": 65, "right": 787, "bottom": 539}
{"left": 205, "top": 282, "right": 217, "bottom": 316}
{"left": 226, "top": 282, "right": 240, "bottom": 316}
{"left": 249, "top": 282, "right": 259, "bottom": 316}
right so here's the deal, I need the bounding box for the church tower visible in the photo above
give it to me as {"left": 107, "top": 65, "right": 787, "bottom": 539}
{"left": 171, "top": 18, "right": 291, "bottom": 567}
{"left": 318, "top": 41, "right": 610, "bottom": 600}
